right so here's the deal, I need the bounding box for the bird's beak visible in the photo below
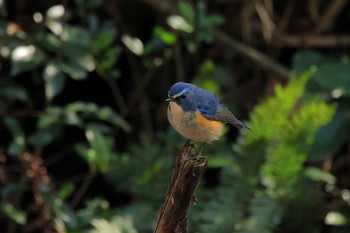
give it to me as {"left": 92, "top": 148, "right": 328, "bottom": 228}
{"left": 165, "top": 98, "right": 173, "bottom": 102}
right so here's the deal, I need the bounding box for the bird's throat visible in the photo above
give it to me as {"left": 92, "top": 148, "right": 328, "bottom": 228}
{"left": 168, "top": 101, "right": 183, "bottom": 115}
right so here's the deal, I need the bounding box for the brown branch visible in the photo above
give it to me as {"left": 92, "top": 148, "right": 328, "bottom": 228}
{"left": 154, "top": 144, "right": 208, "bottom": 233}
{"left": 252, "top": 0, "right": 276, "bottom": 42}
{"left": 276, "top": 34, "right": 350, "bottom": 47}
{"left": 312, "top": 0, "right": 347, "bottom": 35}
{"left": 308, "top": 0, "right": 322, "bottom": 22}
{"left": 212, "top": 29, "right": 293, "bottom": 79}
{"left": 70, "top": 172, "right": 95, "bottom": 209}
{"left": 241, "top": 2, "right": 254, "bottom": 43}
{"left": 277, "top": 0, "right": 295, "bottom": 31}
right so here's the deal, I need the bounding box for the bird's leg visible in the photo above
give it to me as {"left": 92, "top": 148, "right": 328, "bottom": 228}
{"left": 190, "top": 143, "right": 206, "bottom": 161}
{"left": 198, "top": 142, "right": 206, "bottom": 156}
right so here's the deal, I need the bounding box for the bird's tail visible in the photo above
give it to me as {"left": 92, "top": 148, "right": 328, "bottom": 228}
{"left": 232, "top": 120, "right": 251, "bottom": 130}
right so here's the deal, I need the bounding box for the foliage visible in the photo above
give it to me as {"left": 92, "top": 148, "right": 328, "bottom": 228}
{"left": 1, "top": 0, "right": 350, "bottom": 233}
{"left": 293, "top": 50, "right": 350, "bottom": 161}
{"left": 190, "top": 72, "right": 336, "bottom": 233}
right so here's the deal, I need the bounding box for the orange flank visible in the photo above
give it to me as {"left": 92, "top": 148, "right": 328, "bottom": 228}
{"left": 194, "top": 111, "right": 224, "bottom": 132}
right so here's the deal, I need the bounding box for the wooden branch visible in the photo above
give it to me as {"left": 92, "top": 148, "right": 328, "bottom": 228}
{"left": 276, "top": 33, "right": 350, "bottom": 47}
{"left": 253, "top": 0, "right": 276, "bottom": 42}
{"left": 311, "top": 0, "right": 347, "bottom": 35}
{"left": 212, "top": 29, "right": 293, "bottom": 79}
{"left": 154, "top": 144, "right": 208, "bottom": 233}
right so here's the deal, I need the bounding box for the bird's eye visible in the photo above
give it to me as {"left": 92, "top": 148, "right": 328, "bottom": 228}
{"left": 181, "top": 94, "right": 186, "bottom": 99}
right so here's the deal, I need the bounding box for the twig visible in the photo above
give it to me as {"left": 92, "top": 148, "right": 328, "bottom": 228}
{"left": 308, "top": 0, "right": 321, "bottom": 22}
{"left": 70, "top": 172, "right": 94, "bottom": 209}
{"left": 154, "top": 144, "right": 208, "bottom": 233}
{"left": 277, "top": 0, "right": 295, "bottom": 31}
{"left": 94, "top": 57, "right": 128, "bottom": 115}
{"left": 311, "top": 0, "right": 347, "bottom": 35}
{"left": 276, "top": 34, "right": 350, "bottom": 47}
{"left": 241, "top": 1, "right": 254, "bottom": 43}
{"left": 252, "top": 0, "right": 276, "bottom": 42}
{"left": 212, "top": 29, "right": 293, "bottom": 79}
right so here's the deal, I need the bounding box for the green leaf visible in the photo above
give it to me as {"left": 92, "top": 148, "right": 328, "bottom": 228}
{"left": 8, "top": 142, "right": 25, "bottom": 155}
{"left": 28, "top": 123, "right": 62, "bottom": 146}
{"left": 36, "top": 33, "right": 84, "bottom": 58}
{"left": 46, "top": 5, "right": 65, "bottom": 19}
{"left": 0, "top": 82, "right": 29, "bottom": 103}
{"left": 55, "top": 58, "right": 87, "bottom": 80}
{"left": 325, "top": 211, "right": 348, "bottom": 226}
{"left": 37, "top": 32, "right": 95, "bottom": 73}
{"left": 75, "top": 143, "right": 94, "bottom": 164}
{"left": 1, "top": 203, "right": 27, "bottom": 225}
{"left": 97, "top": 46, "right": 121, "bottom": 70}
{"left": 90, "top": 30, "right": 117, "bottom": 53}
{"left": 167, "top": 15, "right": 193, "bottom": 33}
{"left": 198, "top": 30, "right": 214, "bottom": 43}
{"left": 308, "top": 110, "right": 348, "bottom": 161}
{"left": 58, "top": 183, "right": 75, "bottom": 200}
{"left": 43, "top": 61, "right": 66, "bottom": 100}
{"left": 85, "top": 123, "right": 114, "bottom": 172}
{"left": 65, "top": 102, "right": 130, "bottom": 132}
{"left": 154, "top": 27, "right": 177, "bottom": 45}
{"left": 4, "top": 117, "right": 23, "bottom": 135}
{"left": 178, "top": 1, "right": 195, "bottom": 25}
{"left": 75, "top": 125, "right": 113, "bottom": 173}
{"left": 34, "top": 32, "right": 61, "bottom": 51}
{"left": 187, "top": 42, "right": 196, "bottom": 54}
{"left": 61, "top": 25, "right": 90, "bottom": 46}
{"left": 121, "top": 35, "right": 144, "bottom": 56}
{"left": 45, "top": 195, "right": 77, "bottom": 227}
{"left": 292, "top": 50, "right": 323, "bottom": 74}
{"left": 312, "top": 63, "right": 350, "bottom": 97}
{"left": 4, "top": 117, "right": 26, "bottom": 155}
{"left": 74, "top": 53, "right": 95, "bottom": 72}
{"left": 201, "top": 15, "right": 225, "bottom": 28}
{"left": 37, "top": 112, "right": 61, "bottom": 128}
{"left": 304, "top": 167, "right": 336, "bottom": 184}
{"left": 10, "top": 45, "right": 46, "bottom": 76}
{"left": 28, "top": 130, "right": 54, "bottom": 146}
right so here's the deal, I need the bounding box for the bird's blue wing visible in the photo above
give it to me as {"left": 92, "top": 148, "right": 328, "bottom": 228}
{"left": 196, "top": 90, "right": 233, "bottom": 121}
{"left": 200, "top": 103, "right": 251, "bottom": 129}
{"left": 196, "top": 91, "right": 219, "bottom": 118}
{"left": 200, "top": 104, "right": 235, "bottom": 123}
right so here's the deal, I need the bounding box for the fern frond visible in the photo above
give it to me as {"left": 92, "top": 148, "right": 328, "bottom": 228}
{"left": 222, "top": 71, "right": 336, "bottom": 233}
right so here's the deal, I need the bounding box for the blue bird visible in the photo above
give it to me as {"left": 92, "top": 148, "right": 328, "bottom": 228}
{"left": 166, "top": 82, "right": 250, "bottom": 145}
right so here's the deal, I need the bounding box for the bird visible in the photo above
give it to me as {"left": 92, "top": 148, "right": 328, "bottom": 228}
{"left": 166, "top": 82, "right": 250, "bottom": 151}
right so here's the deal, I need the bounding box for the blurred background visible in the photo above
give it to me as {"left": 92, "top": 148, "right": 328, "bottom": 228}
{"left": 0, "top": 0, "right": 350, "bottom": 232}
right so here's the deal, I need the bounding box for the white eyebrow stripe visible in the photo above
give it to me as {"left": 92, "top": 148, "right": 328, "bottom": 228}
{"left": 172, "top": 93, "right": 183, "bottom": 98}
{"left": 171, "top": 89, "right": 188, "bottom": 98}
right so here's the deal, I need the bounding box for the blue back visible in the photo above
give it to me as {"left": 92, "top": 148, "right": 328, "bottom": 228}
{"left": 168, "top": 82, "right": 250, "bottom": 129}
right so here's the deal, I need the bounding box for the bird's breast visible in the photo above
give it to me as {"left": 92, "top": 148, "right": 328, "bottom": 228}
{"left": 167, "top": 102, "right": 224, "bottom": 142}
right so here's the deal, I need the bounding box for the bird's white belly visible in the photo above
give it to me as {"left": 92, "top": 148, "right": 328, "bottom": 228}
{"left": 167, "top": 102, "right": 223, "bottom": 142}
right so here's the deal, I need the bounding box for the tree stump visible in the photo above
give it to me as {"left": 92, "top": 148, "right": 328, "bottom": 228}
{"left": 153, "top": 143, "right": 208, "bottom": 233}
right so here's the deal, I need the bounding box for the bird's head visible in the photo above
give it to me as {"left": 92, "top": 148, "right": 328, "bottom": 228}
{"left": 166, "top": 82, "right": 199, "bottom": 111}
